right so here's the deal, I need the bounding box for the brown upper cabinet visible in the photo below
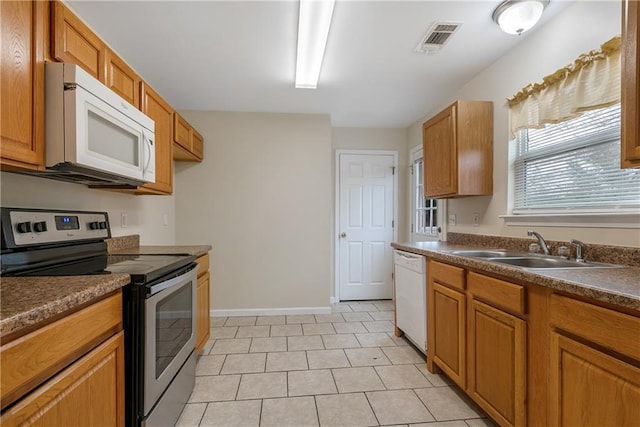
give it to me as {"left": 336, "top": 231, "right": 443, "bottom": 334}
{"left": 0, "top": 1, "right": 46, "bottom": 171}
{"left": 173, "top": 113, "right": 204, "bottom": 162}
{"left": 4, "top": 0, "right": 205, "bottom": 190}
{"left": 422, "top": 101, "right": 493, "bottom": 198}
{"left": 138, "top": 82, "right": 174, "bottom": 195}
{"left": 622, "top": 0, "right": 640, "bottom": 168}
{"left": 48, "top": 0, "right": 209, "bottom": 192}
{"left": 105, "top": 48, "right": 141, "bottom": 108}
{"left": 51, "top": 2, "right": 141, "bottom": 108}
{"left": 51, "top": 1, "right": 104, "bottom": 81}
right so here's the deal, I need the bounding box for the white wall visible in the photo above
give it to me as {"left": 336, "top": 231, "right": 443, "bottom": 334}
{"left": 174, "top": 111, "right": 333, "bottom": 311}
{"left": 0, "top": 172, "right": 175, "bottom": 244}
{"left": 407, "top": 1, "right": 639, "bottom": 247}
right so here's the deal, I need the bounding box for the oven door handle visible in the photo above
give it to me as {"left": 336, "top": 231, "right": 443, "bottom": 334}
{"left": 148, "top": 266, "right": 198, "bottom": 297}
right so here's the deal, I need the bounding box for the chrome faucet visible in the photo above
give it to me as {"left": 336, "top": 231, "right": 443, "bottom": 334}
{"left": 571, "top": 239, "right": 587, "bottom": 263}
{"left": 527, "top": 230, "right": 551, "bottom": 255}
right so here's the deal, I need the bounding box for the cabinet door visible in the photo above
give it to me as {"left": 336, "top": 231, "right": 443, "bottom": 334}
{"left": 468, "top": 299, "right": 526, "bottom": 427}
{"left": 196, "top": 271, "right": 211, "bottom": 353}
{"left": 1, "top": 332, "right": 125, "bottom": 427}
{"left": 622, "top": 0, "right": 640, "bottom": 168}
{"left": 51, "top": 1, "right": 104, "bottom": 80}
{"left": 423, "top": 105, "right": 457, "bottom": 197}
{"left": 173, "top": 113, "right": 192, "bottom": 152}
{"left": 192, "top": 128, "right": 204, "bottom": 161}
{"left": 432, "top": 282, "right": 465, "bottom": 387}
{"left": 0, "top": 0, "right": 45, "bottom": 171}
{"left": 549, "top": 332, "right": 640, "bottom": 427}
{"left": 138, "top": 82, "right": 173, "bottom": 195}
{"left": 105, "top": 48, "right": 140, "bottom": 108}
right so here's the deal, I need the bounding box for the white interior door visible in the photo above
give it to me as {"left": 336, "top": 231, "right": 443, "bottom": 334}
{"left": 338, "top": 152, "right": 395, "bottom": 301}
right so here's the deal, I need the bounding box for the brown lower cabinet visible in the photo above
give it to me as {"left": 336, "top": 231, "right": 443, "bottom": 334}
{"left": 195, "top": 253, "right": 211, "bottom": 354}
{"left": 431, "top": 282, "right": 466, "bottom": 387}
{"left": 1, "top": 292, "right": 124, "bottom": 427}
{"left": 549, "top": 294, "right": 640, "bottom": 427}
{"left": 427, "top": 258, "right": 640, "bottom": 427}
{"left": 467, "top": 272, "right": 527, "bottom": 427}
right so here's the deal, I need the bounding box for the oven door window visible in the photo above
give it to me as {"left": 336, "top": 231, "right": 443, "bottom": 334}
{"left": 155, "top": 283, "right": 193, "bottom": 378}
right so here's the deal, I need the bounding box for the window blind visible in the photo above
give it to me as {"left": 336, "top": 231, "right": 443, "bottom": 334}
{"left": 513, "top": 104, "right": 640, "bottom": 213}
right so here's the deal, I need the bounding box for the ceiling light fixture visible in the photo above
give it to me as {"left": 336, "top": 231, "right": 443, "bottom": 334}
{"left": 295, "top": 0, "right": 335, "bottom": 89}
{"left": 492, "top": 0, "right": 549, "bottom": 35}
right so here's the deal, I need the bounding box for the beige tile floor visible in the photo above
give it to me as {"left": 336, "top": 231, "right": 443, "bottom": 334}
{"left": 176, "top": 301, "right": 496, "bottom": 427}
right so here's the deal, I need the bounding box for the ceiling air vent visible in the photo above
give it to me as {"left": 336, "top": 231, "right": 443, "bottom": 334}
{"left": 414, "top": 22, "right": 462, "bottom": 54}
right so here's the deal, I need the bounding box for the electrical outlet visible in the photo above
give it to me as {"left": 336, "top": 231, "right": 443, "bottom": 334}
{"left": 448, "top": 214, "right": 457, "bottom": 226}
{"left": 473, "top": 212, "right": 480, "bottom": 226}
{"left": 121, "top": 212, "right": 128, "bottom": 228}
{"left": 163, "top": 213, "right": 169, "bottom": 226}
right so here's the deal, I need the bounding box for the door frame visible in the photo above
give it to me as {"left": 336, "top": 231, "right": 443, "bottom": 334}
{"left": 333, "top": 149, "right": 399, "bottom": 303}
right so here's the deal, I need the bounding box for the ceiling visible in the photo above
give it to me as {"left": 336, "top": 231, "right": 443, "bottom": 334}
{"left": 68, "top": 0, "right": 573, "bottom": 128}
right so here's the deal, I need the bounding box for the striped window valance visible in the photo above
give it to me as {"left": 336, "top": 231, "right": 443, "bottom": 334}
{"left": 508, "top": 36, "right": 622, "bottom": 138}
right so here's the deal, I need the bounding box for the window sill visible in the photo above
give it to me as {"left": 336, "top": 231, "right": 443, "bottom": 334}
{"left": 499, "top": 212, "right": 640, "bottom": 228}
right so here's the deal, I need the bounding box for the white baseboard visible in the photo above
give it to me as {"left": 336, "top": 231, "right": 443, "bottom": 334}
{"left": 210, "top": 306, "right": 332, "bottom": 317}
{"left": 330, "top": 296, "right": 338, "bottom": 304}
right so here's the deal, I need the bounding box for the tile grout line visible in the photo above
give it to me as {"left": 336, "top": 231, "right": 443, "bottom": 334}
{"left": 195, "top": 402, "right": 208, "bottom": 427}
{"left": 372, "top": 363, "right": 389, "bottom": 391}
{"left": 362, "top": 390, "right": 383, "bottom": 426}
{"left": 410, "top": 387, "right": 437, "bottom": 422}
{"left": 312, "top": 395, "right": 321, "bottom": 426}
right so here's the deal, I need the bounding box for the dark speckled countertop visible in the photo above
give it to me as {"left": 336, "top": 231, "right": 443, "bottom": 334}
{"left": 0, "top": 274, "right": 130, "bottom": 340}
{"left": 0, "top": 236, "right": 211, "bottom": 341}
{"left": 110, "top": 245, "right": 211, "bottom": 258}
{"left": 106, "top": 234, "right": 212, "bottom": 258}
{"left": 392, "top": 241, "right": 640, "bottom": 312}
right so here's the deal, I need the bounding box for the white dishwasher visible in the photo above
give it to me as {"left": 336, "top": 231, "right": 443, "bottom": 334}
{"left": 394, "top": 250, "right": 427, "bottom": 354}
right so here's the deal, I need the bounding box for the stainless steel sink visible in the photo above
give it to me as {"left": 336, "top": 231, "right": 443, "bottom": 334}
{"left": 486, "top": 256, "right": 621, "bottom": 269}
{"left": 447, "top": 249, "right": 622, "bottom": 270}
{"left": 448, "top": 250, "right": 523, "bottom": 258}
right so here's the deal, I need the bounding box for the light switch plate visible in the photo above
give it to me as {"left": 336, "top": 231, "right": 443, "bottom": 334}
{"left": 473, "top": 212, "right": 480, "bottom": 226}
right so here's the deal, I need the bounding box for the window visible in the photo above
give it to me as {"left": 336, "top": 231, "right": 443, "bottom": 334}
{"left": 413, "top": 156, "right": 439, "bottom": 236}
{"left": 512, "top": 104, "right": 640, "bottom": 214}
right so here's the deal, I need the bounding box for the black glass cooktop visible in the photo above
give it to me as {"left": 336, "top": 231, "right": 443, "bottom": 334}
{"left": 106, "top": 254, "right": 196, "bottom": 284}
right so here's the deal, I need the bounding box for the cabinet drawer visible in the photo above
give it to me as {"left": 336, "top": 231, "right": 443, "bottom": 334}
{"left": 0, "top": 292, "right": 122, "bottom": 409}
{"left": 550, "top": 294, "right": 640, "bottom": 361}
{"left": 1, "top": 331, "right": 125, "bottom": 427}
{"left": 468, "top": 272, "right": 525, "bottom": 316}
{"left": 429, "top": 260, "right": 465, "bottom": 290}
{"left": 196, "top": 253, "right": 210, "bottom": 278}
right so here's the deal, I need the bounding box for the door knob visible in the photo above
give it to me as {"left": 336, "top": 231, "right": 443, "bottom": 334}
{"left": 340, "top": 232, "right": 347, "bottom": 238}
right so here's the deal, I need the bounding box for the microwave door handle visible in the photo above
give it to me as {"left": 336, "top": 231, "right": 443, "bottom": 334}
{"left": 143, "top": 133, "right": 152, "bottom": 173}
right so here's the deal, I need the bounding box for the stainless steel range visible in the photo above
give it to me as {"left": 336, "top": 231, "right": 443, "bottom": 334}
{"left": 1, "top": 207, "right": 197, "bottom": 427}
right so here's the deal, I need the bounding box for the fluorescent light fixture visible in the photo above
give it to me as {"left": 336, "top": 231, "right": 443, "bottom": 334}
{"left": 295, "top": 0, "right": 335, "bottom": 89}
{"left": 492, "top": 0, "right": 548, "bottom": 35}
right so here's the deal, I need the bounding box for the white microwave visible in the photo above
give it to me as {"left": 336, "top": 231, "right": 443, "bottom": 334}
{"left": 43, "top": 62, "right": 155, "bottom": 187}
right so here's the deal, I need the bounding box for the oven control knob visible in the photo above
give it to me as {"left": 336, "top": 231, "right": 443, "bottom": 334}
{"left": 33, "top": 221, "right": 47, "bottom": 232}
{"left": 98, "top": 221, "right": 108, "bottom": 229}
{"left": 16, "top": 222, "right": 32, "bottom": 233}
{"left": 89, "top": 221, "right": 100, "bottom": 230}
